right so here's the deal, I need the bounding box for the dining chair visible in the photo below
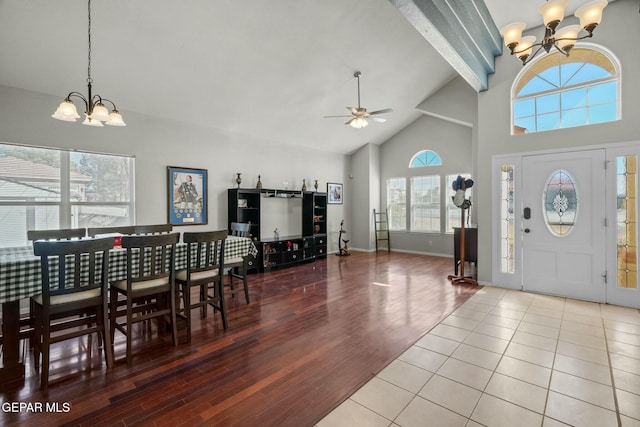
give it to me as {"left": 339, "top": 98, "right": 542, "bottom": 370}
{"left": 176, "top": 230, "right": 227, "bottom": 343}
{"left": 32, "top": 237, "right": 114, "bottom": 389}
{"left": 225, "top": 222, "right": 251, "bottom": 304}
{"left": 28, "top": 228, "right": 86, "bottom": 241}
{"left": 14, "top": 228, "right": 88, "bottom": 350}
{"left": 109, "top": 232, "right": 180, "bottom": 364}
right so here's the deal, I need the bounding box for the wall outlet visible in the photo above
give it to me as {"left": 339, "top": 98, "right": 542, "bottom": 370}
{"left": 428, "top": 240, "right": 433, "bottom": 246}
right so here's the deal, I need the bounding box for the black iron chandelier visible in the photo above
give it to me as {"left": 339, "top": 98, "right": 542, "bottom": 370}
{"left": 52, "top": 0, "right": 125, "bottom": 127}
{"left": 500, "top": 0, "right": 608, "bottom": 66}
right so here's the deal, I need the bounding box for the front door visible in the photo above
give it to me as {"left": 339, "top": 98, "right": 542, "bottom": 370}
{"left": 522, "top": 150, "right": 606, "bottom": 302}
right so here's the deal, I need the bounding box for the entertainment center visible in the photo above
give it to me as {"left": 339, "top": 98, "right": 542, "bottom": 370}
{"left": 227, "top": 188, "right": 328, "bottom": 271}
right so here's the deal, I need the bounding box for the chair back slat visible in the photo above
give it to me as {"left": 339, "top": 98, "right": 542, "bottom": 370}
{"left": 28, "top": 228, "right": 86, "bottom": 241}
{"left": 121, "top": 232, "right": 179, "bottom": 285}
{"left": 33, "top": 237, "right": 114, "bottom": 304}
{"left": 230, "top": 222, "right": 250, "bottom": 237}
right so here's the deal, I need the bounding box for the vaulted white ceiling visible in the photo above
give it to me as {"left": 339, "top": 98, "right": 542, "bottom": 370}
{"left": 0, "top": 0, "right": 616, "bottom": 154}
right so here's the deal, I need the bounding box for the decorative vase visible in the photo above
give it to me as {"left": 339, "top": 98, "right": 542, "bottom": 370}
{"left": 256, "top": 175, "right": 262, "bottom": 189}
{"left": 236, "top": 173, "right": 242, "bottom": 188}
{"left": 314, "top": 180, "right": 318, "bottom": 190}
{"left": 302, "top": 179, "right": 307, "bottom": 191}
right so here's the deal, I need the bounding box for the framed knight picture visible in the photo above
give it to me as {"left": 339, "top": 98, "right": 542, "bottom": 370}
{"left": 168, "top": 166, "right": 208, "bottom": 225}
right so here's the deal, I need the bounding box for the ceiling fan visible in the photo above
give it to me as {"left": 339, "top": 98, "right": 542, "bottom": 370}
{"left": 324, "top": 71, "right": 392, "bottom": 129}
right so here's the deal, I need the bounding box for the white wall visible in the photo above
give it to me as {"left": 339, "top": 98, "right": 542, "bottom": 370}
{"left": 349, "top": 143, "right": 380, "bottom": 251}
{"left": 476, "top": 0, "right": 640, "bottom": 283}
{"left": 0, "top": 85, "right": 348, "bottom": 251}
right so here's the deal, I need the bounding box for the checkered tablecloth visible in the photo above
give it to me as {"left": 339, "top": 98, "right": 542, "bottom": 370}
{"left": 0, "top": 235, "right": 257, "bottom": 304}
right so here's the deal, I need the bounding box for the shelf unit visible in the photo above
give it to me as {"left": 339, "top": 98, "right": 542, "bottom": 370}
{"left": 261, "top": 236, "right": 315, "bottom": 271}
{"left": 227, "top": 188, "right": 262, "bottom": 240}
{"left": 303, "top": 191, "right": 328, "bottom": 258}
{"left": 228, "top": 189, "right": 328, "bottom": 270}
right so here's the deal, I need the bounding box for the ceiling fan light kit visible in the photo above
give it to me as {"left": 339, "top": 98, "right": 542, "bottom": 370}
{"left": 52, "top": 0, "right": 126, "bottom": 127}
{"left": 500, "top": 0, "right": 608, "bottom": 66}
{"left": 324, "top": 71, "right": 392, "bottom": 129}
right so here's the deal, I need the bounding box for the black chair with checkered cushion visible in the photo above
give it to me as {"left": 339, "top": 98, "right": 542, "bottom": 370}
{"left": 109, "top": 232, "right": 180, "bottom": 364}
{"left": 8, "top": 228, "right": 89, "bottom": 351}
{"left": 176, "top": 230, "right": 227, "bottom": 343}
{"left": 32, "top": 237, "right": 114, "bottom": 390}
{"left": 225, "top": 222, "right": 251, "bottom": 304}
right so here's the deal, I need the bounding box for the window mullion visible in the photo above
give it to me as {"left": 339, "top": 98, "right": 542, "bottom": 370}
{"left": 60, "top": 151, "right": 71, "bottom": 228}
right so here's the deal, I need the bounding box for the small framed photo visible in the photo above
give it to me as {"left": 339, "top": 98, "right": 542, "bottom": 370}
{"left": 327, "top": 182, "right": 343, "bottom": 204}
{"left": 238, "top": 199, "right": 248, "bottom": 208}
{"left": 168, "top": 166, "right": 208, "bottom": 226}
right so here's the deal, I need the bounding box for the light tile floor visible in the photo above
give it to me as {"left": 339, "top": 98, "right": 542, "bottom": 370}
{"left": 317, "top": 286, "right": 640, "bottom": 427}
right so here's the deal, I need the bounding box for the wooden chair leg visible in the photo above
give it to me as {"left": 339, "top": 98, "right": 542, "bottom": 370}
{"left": 183, "top": 284, "right": 192, "bottom": 344}
{"left": 170, "top": 286, "right": 178, "bottom": 347}
{"left": 241, "top": 269, "right": 250, "bottom": 304}
{"left": 218, "top": 279, "right": 228, "bottom": 330}
{"left": 33, "top": 306, "right": 42, "bottom": 372}
{"left": 100, "top": 304, "right": 114, "bottom": 369}
{"left": 40, "top": 319, "right": 50, "bottom": 390}
{"left": 126, "top": 300, "right": 133, "bottom": 365}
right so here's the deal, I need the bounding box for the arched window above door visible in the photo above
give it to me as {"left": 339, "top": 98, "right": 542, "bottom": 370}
{"left": 511, "top": 45, "right": 620, "bottom": 134}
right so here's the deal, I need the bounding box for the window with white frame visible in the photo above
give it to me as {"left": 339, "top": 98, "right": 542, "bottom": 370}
{"left": 512, "top": 47, "right": 619, "bottom": 134}
{"left": 386, "top": 178, "right": 406, "bottom": 231}
{"left": 411, "top": 176, "right": 440, "bottom": 232}
{"left": 0, "top": 143, "right": 135, "bottom": 247}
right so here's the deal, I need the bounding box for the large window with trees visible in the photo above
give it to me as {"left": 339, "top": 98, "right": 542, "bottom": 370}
{"left": 387, "top": 149, "right": 471, "bottom": 235}
{"left": 0, "top": 143, "right": 135, "bottom": 247}
{"left": 411, "top": 176, "right": 440, "bottom": 232}
{"left": 387, "top": 177, "right": 406, "bottom": 231}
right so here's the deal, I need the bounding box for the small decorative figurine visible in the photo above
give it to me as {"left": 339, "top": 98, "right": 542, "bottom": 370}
{"left": 274, "top": 227, "right": 280, "bottom": 240}
{"left": 302, "top": 179, "right": 307, "bottom": 191}
{"left": 236, "top": 173, "right": 242, "bottom": 188}
{"left": 314, "top": 180, "right": 318, "bottom": 190}
{"left": 256, "top": 175, "right": 263, "bottom": 189}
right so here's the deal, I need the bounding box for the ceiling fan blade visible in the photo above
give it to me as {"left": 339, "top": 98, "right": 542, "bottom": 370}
{"left": 368, "top": 108, "right": 393, "bottom": 115}
{"left": 347, "top": 107, "right": 359, "bottom": 115}
{"left": 344, "top": 118, "right": 356, "bottom": 126}
{"left": 371, "top": 117, "right": 386, "bottom": 123}
{"left": 324, "top": 115, "right": 354, "bottom": 118}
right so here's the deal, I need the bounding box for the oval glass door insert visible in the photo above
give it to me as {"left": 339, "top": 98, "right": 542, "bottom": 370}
{"left": 544, "top": 169, "right": 578, "bottom": 236}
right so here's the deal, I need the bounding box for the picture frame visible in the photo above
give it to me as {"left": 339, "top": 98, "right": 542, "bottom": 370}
{"left": 238, "top": 199, "right": 248, "bottom": 208}
{"left": 327, "top": 182, "right": 343, "bottom": 204}
{"left": 167, "top": 166, "right": 208, "bottom": 226}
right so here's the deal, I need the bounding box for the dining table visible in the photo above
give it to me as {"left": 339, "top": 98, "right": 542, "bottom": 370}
{"left": 0, "top": 235, "right": 258, "bottom": 384}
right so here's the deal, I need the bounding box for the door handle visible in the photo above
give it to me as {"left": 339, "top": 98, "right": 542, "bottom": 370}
{"left": 524, "top": 228, "right": 531, "bottom": 233}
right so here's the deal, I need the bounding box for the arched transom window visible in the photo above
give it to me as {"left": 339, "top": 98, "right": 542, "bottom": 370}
{"left": 410, "top": 150, "right": 442, "bottom": 167}
{"left": 511, "top": 46, "right": 620, "bottom": 134}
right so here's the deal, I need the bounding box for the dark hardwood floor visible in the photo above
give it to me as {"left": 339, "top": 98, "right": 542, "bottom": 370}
{"left": 0, "top": 251, "right": 479, "bottom": 426}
